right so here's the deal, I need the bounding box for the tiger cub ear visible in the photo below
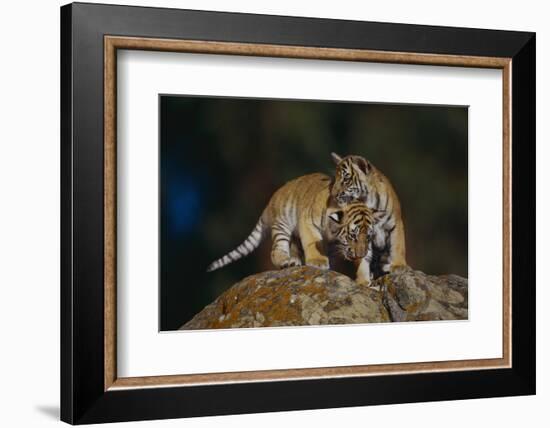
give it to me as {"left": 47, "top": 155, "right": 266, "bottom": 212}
{"left": 328, "top": 209, "right": 343, "bottom": 223}
{"left": 351, "top": 156, "right": 371, "bottom": 175}
{"left": 331, "top": 152, "right": 343, "bottom": 165}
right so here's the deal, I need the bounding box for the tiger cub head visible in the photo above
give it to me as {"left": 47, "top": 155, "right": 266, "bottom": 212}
{"left": 330, "top": 152, "right": 372, "bottom": 206}
{"left": 327, "top": 202, "right": 379, "bottom": 261}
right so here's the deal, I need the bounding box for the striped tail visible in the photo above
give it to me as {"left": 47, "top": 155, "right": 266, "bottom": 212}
{"left": 206, "top": 218, "right": 266, "bottom": 272}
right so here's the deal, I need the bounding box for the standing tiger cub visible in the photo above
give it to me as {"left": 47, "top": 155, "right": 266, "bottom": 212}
{"left": 207, "top": 173, "right": 381, "bottom": 286}
{"left": 331, "top": 153, "right": 408, "bottom": 274}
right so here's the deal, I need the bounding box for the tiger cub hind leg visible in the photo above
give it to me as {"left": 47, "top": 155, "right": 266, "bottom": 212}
{"left": 275, "top": 240, "right": 303, "bottom": 269}
{"left": 286, "top": 240, "right": 303, "bottom": 268}
{"left": 270, "top": 222, "right": 305, "bottom": 269}
{"left": 270, "top": 223, "right": 293, "bottom": 268}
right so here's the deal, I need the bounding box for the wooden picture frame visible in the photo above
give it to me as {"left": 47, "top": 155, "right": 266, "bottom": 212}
{"left": 61, "top": 2, "right": 535, "bottom": 424}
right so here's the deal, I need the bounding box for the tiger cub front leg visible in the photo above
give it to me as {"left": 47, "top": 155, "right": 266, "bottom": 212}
{"left": 299, "top": 221, "right": 329, "bottom": 270}
{"left": 270, "top": 223, "right": 298, "bottom": 269}
{"left": 383, "top": 218, "right": 407, "bottom": 272}
{"left": 355, "top": 243, "right": 374, "bottom": 287}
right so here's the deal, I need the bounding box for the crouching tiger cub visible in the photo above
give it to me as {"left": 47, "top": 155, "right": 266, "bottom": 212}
{"left": 207, "top": 173, "right": 381, "bottom": 286}
{"left": 331, "top": 153, "right": 407, "bottom": 274}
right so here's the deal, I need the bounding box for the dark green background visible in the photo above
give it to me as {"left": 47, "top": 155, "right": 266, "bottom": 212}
{"left": 160, "top": 95, "right": 468, "bottom": 331}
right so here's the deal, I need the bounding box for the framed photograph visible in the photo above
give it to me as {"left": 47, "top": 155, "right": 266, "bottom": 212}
{"left": 61, "top": 2, "right": 535, "bottom": 424}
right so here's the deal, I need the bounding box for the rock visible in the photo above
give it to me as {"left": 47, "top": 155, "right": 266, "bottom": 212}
{"left": 381, "top": 268, "right": 468, "bottom": 322}
{"left": 180, "top": 266, "right": 468, "bottom": 330}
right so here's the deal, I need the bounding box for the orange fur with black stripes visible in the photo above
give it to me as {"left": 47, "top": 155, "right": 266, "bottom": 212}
{"left": 331, "top": 153, "right": 407, "bottom": 274}
{"left": 207, "top": 173, "right": 380, "bottom": 285}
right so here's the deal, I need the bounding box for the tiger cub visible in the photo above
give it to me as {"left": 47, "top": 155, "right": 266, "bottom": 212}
{"left": 331, "top": 153, "right": 407, "bottom": 274}
{"left": 207, "top": 173, "right": 380, "bottom": 286}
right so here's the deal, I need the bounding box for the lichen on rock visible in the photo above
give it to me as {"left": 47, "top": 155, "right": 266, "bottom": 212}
{"left": 180, "top": 266, "right": 468, "bottom": 330}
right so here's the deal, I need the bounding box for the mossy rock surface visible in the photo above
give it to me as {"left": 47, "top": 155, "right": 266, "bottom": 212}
{"left": 180, "top": 266, "right": 468, "bottom": 330}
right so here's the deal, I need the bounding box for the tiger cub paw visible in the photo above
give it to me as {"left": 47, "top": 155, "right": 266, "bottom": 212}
{"left": 306, "top": 256, "right": 330, "bottom": 270}
{"left": 356, "top": 278, "right": 372, "bottom": 287}
{"left": 356, "top": 273, "right": 374, "bottom": 288}
{"left": 382, "top": 263, "right": 409, "bottom": 273}
{"left": 359, "top": 280, "right": 383, "bottom": 291}
{"left": 272, "top": 249, "right": 291, "bottom": 269}
{"left": 281, "top": 256, "right": 303, "bottom": 269}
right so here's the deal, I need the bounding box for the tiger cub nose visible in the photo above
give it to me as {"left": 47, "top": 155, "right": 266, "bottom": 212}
{"left": 353, "top": 249, "right": 367, "bottom": 260}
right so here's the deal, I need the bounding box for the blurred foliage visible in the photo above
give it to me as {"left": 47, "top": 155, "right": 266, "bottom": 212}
{"left": 160, "top": 96, "right": 468, "bottom": 330}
